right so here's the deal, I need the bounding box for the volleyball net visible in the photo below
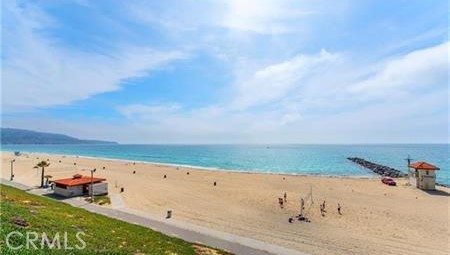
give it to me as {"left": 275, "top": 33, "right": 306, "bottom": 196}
{"left": 303, "top": 185, "right": 314, "bottom": 205}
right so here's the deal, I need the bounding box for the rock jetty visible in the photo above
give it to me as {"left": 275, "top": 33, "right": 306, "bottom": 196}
{"left": 347, "top": 157, "right": 407, "bottom": 178}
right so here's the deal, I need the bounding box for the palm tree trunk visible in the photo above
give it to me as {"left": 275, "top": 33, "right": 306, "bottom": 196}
{"left": 41, "top": 167, "right": 45, "bottom": 188}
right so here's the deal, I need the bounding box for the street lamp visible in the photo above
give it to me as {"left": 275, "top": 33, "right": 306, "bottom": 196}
{"left": 10, "top": 159, "right": 15, "bottom": 181}
{"left": 90, "top": 168, "right": 96, "bottom": 203}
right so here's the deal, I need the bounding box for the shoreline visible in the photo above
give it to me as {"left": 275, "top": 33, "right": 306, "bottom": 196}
{"left": 1, "top": 149, "right": 379, "bottom": 180}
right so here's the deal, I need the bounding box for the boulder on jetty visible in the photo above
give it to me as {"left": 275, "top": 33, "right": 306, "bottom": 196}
{"left": 347, "top": 157, "right": 407, "bottom": 178}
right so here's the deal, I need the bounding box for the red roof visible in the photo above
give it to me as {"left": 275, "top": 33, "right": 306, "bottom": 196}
{"left": 53, "top": 174, "right": 106, "bottom": 187}
{"left": 409, "top": 161, "right": 440, "bottom": 171}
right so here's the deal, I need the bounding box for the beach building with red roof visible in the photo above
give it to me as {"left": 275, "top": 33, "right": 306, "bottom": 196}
{"left": 53, "top": 174, "right": 108, "bottom": 197}
{"left": 408, "top": 161, "right": 440, "bottom": 190}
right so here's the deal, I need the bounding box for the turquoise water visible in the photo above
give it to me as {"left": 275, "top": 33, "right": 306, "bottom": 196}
{"left": 2, "top": 144, "right": 448, "bottom": 185}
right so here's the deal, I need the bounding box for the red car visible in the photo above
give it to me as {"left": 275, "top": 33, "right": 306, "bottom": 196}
{"left": 381, "top": 177, "right": 396, "bottom": 186}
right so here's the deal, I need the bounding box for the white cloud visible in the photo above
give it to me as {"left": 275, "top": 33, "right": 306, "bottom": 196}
{"left": 232, "top": 49, "right": 340, "bottom": 109}
{"left": 106, "top": 42, "right": 448, "bottom": 143}
{"left": 2, "top": 1, "right": 447, "bottom": 143}
{"left": 222, "top": 0, "right": 321, "bottom": 34}
{"left": 349, "top": 42, "right": 449, "bottom": 97}
{"left": 301, "top": 88, "right": 448, "bottom": 143}
{"left": 118, "top": 103, "right": 181, "bottom": 120}
{"left": 126, "top": 0, "right": 327, "bottom": 37}
{"left": 1, "top": 2, "right": 187, "bottom": 110}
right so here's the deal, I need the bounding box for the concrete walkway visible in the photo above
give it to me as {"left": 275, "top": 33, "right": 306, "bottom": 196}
{"left": 110, "top": 193, "right": 125, "bottom": 209}
{"left": 1, "top": 179, "right": 308, "bottom": 255}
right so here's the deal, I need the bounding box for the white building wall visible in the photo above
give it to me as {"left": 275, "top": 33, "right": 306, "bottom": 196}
{"left": 54, "top": 185, "right": 83, "bottom": 197}
{"left": 88, "top": 182, "right": 108, "bottom": 195}
{"left": 54, "top": 186, "right": 70, "bottom": 197}
{"left": 417, "top": 170, "right": 436, "bottom": 190}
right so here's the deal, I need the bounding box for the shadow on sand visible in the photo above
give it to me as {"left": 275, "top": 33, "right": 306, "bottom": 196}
{"left": 422, "top": 189, "right": 449, "bottom": 197}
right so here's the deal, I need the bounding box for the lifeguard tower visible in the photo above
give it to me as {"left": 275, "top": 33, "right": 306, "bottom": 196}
{"left": 408, "top": 161, "right": 440, "bottom": 190}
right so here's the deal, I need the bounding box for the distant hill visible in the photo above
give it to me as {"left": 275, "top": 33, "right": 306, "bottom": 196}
{"left": 1, "top": 128, "right": 117, "bottom": 145}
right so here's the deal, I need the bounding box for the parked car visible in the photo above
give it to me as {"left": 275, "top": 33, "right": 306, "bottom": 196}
{"left": 381, "top": 177, "right": 396, "bottom": 186}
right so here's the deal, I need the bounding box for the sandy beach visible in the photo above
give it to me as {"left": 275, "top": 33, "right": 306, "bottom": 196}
{"left": 1, "top": 151, "right": 448, "bottom": 255}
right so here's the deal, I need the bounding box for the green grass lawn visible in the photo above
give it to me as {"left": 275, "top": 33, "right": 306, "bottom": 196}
{"left": 0, "top": 185, "right": 232, "bottom": 255}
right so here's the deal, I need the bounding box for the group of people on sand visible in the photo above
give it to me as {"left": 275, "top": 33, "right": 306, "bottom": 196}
{"left": 320, "top": 200, "right": 343, "bottom": 217}
{"left": 279, "top": 192, "right": 343, "bottom": 223}
{"left": 320, "top": 200, "right": 342, "bottom": 217}
{"left": 283, "top": 193, "right": 311, "bottom": 223}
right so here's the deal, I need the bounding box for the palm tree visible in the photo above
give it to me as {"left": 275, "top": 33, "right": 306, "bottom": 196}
{"left": 34, "top": 161, "right": 50, "bottom": 188}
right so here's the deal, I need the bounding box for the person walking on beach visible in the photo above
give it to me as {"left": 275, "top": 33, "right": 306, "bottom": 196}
{"left": 284, "top": 192, "right": 287, "bottom": 202}
{"left": 320, "top": 200, "right": 327, "bottom": 216}
{"left": 337, "top": 203, "right": 342, "bottom": 215}
{"left": 300, "top": 198, "right": 305, "bottom": 215}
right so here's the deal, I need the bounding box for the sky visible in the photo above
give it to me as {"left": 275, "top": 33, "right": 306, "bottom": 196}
{"left": 1, "top": 0, "right": 448, "bottom": 144}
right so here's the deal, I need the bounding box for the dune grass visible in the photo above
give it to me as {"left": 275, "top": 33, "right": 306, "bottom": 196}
{"left": 0, "top": 184, "right": 231, "bottom": 255}
{"left": 84, "top": 195, "right": 110, "bottom": 205}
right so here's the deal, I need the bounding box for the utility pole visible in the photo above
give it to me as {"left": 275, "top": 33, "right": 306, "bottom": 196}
{"left": 90, "top": 168, "right": 96, "bottom": 203}
{"left": 405, "top": 155, "right": 412, "bottom": 166}
{"left": 10, "top": 159, "right": 15, "bottom": 181}
{"left": 405, "top": 155, "right": 414, "bottom": 173}
{"left": 405, "top": 155, "right": 414, "bottom": 184}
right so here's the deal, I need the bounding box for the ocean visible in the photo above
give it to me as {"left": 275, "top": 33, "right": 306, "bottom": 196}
{"left": 2, "top": 144, "right": 448, "bottom": 185}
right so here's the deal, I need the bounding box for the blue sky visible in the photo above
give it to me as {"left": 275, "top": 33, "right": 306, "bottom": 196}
{"left": 2, "top": 0, "right": 448, "bottom": 143}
